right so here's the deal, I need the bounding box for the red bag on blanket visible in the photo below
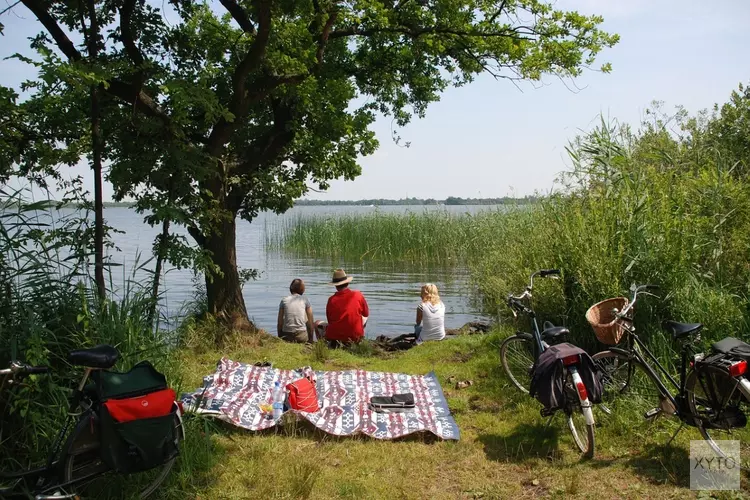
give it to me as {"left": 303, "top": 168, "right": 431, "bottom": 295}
{"left": 286, "top": 376, "right": 319, "bottom": 412}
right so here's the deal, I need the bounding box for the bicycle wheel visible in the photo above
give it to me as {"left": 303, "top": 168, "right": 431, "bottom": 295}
{"left": 685, "top": 364, "right": 750, "bottom": 469}
{"left": 63, "top": 410, "right": 184, "bottom": 498}
{"left": 500, "top": 334, "right": 534, "bottom": 393}
{"left": 564, "top": 369, "right": 595, "bottom": 458}
{"left": 592, "top": 350, "right": 663, "bottom": 422}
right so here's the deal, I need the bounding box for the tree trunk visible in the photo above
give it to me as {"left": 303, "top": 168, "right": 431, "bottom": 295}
{"left": 85, "top": 0, "right": 105, "bottom": 300}
{"left": 148, "top": 216, "right": 170, "bottom": 327}
{"left": 91, "top": 86, "right": 105, "bottom": 299}
{"left": 200, "top": 215, "right": 253, "bottom": 331}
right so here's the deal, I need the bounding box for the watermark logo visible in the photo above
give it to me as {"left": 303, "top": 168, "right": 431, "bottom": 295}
{"left": 690, "top": 440, "right": 740, "bottom": 490}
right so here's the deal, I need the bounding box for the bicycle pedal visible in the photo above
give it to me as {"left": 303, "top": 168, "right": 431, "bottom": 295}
{"left": 540, "top": 407, "right": 554, "bottom": 418}
{"left": 644, "top": 407, "right": 662, "bottom": 420}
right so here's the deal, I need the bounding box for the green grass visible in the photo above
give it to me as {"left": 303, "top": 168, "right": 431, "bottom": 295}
{"left": 152, "top": 326, "right": 750, "bottom": 499}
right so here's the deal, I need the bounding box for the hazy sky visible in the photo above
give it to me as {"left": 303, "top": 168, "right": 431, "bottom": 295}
{"left": 1, "top": 0, "right": 749, "bottom": 201}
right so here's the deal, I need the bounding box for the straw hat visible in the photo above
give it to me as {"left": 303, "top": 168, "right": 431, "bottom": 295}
{"left": 329, "top": 268, "right": 353, "bottom": 286}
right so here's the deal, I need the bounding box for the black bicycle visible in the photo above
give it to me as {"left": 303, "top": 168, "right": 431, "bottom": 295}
{"left": 589, "top": 284, "right": 750, "bottom": 465}
{"left": 500, "top": 269, "right": 596, "bottom": 457}
{"left": 0, "top": 345, "right": 184, "bottom": 499}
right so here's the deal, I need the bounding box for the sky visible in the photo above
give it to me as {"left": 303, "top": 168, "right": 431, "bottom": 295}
{"left": 1, "top": 0, "right": 749, "bottom": 201}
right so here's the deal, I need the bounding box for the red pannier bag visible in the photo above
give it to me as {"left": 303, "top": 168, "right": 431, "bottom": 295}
{"left": 103, "top": 388, "right": 176, "bottom": 423}
{"left": 286, "top": 376, "right": 319, "bottom": 412}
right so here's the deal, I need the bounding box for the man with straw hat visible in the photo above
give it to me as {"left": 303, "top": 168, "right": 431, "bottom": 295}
{"left": 316, "top": 269, "right": 369, "bottom": 344}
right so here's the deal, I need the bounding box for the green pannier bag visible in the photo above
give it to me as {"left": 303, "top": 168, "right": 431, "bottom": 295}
{"left": 92, "top": 361, "right": 179, "bottom": 473}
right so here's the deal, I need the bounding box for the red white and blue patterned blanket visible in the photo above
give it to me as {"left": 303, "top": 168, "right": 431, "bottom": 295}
{"left": 180, "top": 357, "right": 459, "bottom": 440}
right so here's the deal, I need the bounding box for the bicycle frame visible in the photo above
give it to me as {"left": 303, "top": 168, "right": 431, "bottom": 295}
{"left": 508, "top": 269, "right": 558, "bottom": 357}
{"left": 607, "top": 285, "right": 699, "bottom": 417}
{"left": 0, "top": 367, "right": 97, "bottom": 497}
{"left": 618, "top": 328, "right": 690, "bottom": 410}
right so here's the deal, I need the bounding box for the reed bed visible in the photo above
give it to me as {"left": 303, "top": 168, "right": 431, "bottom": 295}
{"left": 266, "top": 207, "right": 522, "bottom": 264}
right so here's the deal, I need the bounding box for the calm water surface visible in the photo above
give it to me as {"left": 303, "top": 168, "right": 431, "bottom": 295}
{"left": 101, "top": 205, "right": 494, "bottom": 338}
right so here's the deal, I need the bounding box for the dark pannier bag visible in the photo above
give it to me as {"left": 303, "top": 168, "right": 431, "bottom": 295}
{"left": 530, "top": 343, "right": 603, "bottom": 412}
{"left": 695, "top": 350, "right": 747, "bottom": 413}
{"left": 712, "top": 337, "right": 750, "bottom": 360}
{"left": 93, "top": 361, "right": 179, "bottom": 473}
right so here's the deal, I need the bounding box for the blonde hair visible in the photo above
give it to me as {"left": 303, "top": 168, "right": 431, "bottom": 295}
{"left": 421, "top": 283, "right": 441, "bottom": 306}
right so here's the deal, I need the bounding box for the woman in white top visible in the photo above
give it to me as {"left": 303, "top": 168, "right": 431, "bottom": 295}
{"left": 414, "top": 283, "right": 446, "bottom": 343}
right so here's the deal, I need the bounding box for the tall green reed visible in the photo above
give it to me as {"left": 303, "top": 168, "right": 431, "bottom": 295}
{"left": 266, "top": 207, "right": 518, "bottom": 265}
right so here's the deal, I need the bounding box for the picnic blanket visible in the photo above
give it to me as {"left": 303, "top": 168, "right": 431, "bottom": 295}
{"left": 180, "top": 357, "right": 460, "bottom": 440}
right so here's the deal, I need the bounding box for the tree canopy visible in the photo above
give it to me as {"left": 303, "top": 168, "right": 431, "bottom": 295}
{"left": 2, "top": 0, "right": 618, "bottom": 329}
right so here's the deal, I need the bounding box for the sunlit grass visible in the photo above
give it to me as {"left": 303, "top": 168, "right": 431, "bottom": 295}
{"left": 157, "top": 326, "right": 726, "bottom": 499}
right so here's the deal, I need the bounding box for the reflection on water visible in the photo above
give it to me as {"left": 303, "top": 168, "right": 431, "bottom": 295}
{"left": 101, "top": 205, "right": 493, "bottom": 338}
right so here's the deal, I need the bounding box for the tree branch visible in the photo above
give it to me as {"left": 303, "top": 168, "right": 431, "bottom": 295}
{"left": 329, "top": 24, "right": 535, "bottom": 40}
{"left": 0, "top": 1, "right": 22, "bottom": 17}
{"left": 120, "top": 0, "right": 145, "bottom": 67}
{"left": 316, "top": 11, "right": 338, "bottom": 65}
{"left": 230, "top": 98, "right": 297, "bottom": 209}
{"left": 207, "top": 0, "right": 272, "bottom": 154}
{"left": 486, "top": 0, "right": 507, "bottom": 25}
{"left": 21, "top": 0, "right": 82, "bottom": 61}
{"left": 219, "top": 0, "right": 256, "bottom": 34}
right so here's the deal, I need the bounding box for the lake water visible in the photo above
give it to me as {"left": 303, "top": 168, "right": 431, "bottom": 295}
{"left": 100, "top": 205, "right": 493, "bottom": 338}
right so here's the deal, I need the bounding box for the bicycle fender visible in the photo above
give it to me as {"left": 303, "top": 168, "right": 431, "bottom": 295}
{"left": 511, "top": 332, "right": 534, "bottom": 341}
{"left": 598, "top": 347, "right": 632, "bottom": 359}
{"left": 738, "top": 377, "right": 750, "bottom": 403}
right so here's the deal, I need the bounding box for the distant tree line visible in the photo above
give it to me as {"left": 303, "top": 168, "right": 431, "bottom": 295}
{"left": 69, "top": 196, "right": 537, "bottom": 208}
{"left": 295, "top": 196, "right": 539, "bottom": 206}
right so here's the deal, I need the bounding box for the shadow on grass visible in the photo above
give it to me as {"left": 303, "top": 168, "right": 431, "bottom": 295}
{"left": 624, "top": 443, "right": 690, "bottom": 488}
{"left": 479, "top": 421, "right": 563, "bottom": 463}
{"left": 152, "top": 414, "right": 228, "bottom": 499}
{"left": 216, "top": 413, "right": 443, "bottom": 445}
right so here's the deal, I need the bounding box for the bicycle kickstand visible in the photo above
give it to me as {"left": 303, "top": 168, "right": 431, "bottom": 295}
{"left": 665, "top": 422, "right": 685, "bottom": 447}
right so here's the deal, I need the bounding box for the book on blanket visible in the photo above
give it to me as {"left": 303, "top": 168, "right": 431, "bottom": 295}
{"left": 369, "top": 393, "right": 415, "bottom": 410}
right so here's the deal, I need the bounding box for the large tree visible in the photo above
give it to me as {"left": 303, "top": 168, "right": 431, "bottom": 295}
{"left": 5, "top": 0, "right": 617, "bottom": 331}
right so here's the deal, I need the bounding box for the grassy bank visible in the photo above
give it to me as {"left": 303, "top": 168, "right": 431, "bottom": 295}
{"left": 156, "top": 327, "right": 744, "bottom": 499}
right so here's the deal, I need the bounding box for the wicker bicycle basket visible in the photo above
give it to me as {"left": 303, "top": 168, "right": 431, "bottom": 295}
{"left": 586, "top": 297, "right": 630, "bottom": 345}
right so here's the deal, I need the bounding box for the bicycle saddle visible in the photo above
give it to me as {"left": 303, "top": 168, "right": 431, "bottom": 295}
{"left": 661, "top": 320, "right": 702, "bottom": 340}
{"left": 68, "top": 344, "right": 120, "bottom": 369}
{"left": 541, "top": 321, "right": 569, "bottom": 341}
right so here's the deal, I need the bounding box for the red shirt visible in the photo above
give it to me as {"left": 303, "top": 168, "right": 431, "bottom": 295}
{"left": 325, "top": 288, "right": 369, "bottom": 342}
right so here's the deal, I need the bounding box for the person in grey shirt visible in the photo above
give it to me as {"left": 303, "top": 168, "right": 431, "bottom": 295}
{"left": 278, "top": 279, "right": 315, "bottom": 343}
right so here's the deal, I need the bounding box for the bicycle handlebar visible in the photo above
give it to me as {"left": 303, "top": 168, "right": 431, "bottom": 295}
{"left": 25, "top": 366, "right": 50, "bottom": 375}
{"left": 539, "top": 269, "right": 561, "bottom": 277}
{"left": 0, "top": 363, "right": 50, "bottom": 378}
{"left": 506, "top": 269, "right": 561, "bottom": 316}
{"left": 617, "top": 284, "right": 660, "bottom": 318}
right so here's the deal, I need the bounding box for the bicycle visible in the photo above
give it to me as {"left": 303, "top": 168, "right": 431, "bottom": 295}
{"left": 501, "top": 269, "right": 596, "bottom": 457}
{"left": 589, "top": 284, "right": 750, "bottom": 465}
{"left": 1, "top": 345, "right": 184, "bottom": 499}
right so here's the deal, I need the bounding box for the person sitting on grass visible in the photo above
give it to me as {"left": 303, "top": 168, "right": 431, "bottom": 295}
{"left": 377, "top": 283, "right": 446, "bottom": 349}
{"left": 414, "top": 283, "right": 446, "bottom": 343}
{"left": 277, "top": 278, "right": 315, "bottom": 343}
{"left": 316, "top": 269, "right": 369, "bottom": 345}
